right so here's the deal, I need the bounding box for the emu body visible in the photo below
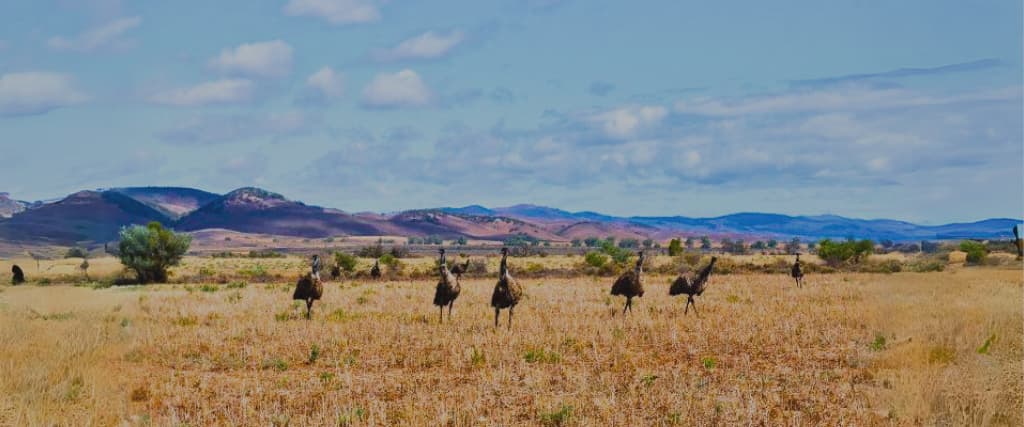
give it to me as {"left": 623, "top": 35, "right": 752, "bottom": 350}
{"left": 491, "top": 247, "right": 523, "bottom": 329}
{"left": 611, "top": 251, "right": 646, "bottom": 315}
{"left": 669, "top": 257, "right": 718, "bottom": 316}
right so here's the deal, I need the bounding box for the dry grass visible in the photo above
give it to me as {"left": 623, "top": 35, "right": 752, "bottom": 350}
{"left": 0, "top": 266, "right": 1020, "bottom": 425}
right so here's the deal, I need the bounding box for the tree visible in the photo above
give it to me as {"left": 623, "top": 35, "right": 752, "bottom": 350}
{"left": 571, "top": 239, "right": 582, "bottom": 248}
{"left": 959, "top": 240, "right": 987, "bottom": 264}
{"left": 118, "top": 222, "right": 191, "bottom": 284}
{"left": 334, "top": 252, "right": 358, "bottom": 272}
{"left": 684, "top": 237, "right": 694, "bottom": 250}
{"left": 751, "top": 241, "right": 766, "bottom": 250}
{"left": 766, "top": 239, "right": 778, "bottom": 249}
{"left": 784, "top": 237, "right": 801, "bottom": 255}
{"left": 456, "top": 236, "right": 468, "bottom": 246}
{"left": 816, "top": 239, "right": 873, "bottom": 266}
{"left": 700, "top": 236, "right": 712, "bottom": 251}
{"left": 667, "top": 238, "right": 683, "bottom": 256}
{"left": 642, "top": 238, "right": 654, "bottom": 249}
{"left": 584, "top": 237, "right": 601, "bottom": 248}
{"left": 618, "top": 238, "right": 639, "bottom": 249}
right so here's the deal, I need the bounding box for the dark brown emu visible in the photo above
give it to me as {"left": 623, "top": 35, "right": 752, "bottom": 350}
{"left": 1014, "top": 225, "right": 1023, "bottom": 260}
{"left": 449, "top": 258, "right": 471, "bottom": 279}
{"left": 669, "top": 256, "right": 718, "bottom": 316}
{"left": 790, "top": 254, "right": 804, "bottom": 288}
{"left": 370, "top": 259, "right": 382, "bottom": 279}
{"left": 432, "top": 248, "right": 460, "bottom": 323}
{"left": 292, "top": 274, "right": 323, "bottom": 319}
{"left": 610, "top": 250, "right": 646, "bottom": 315}
{"left": 491, "top": 247, "right": 523, "bottom": 329}
{"left": 292, "top": 254, "right": 325, "bottom": 319}
{"left": 11, "top": 264, "right": 25, "bottom": 285}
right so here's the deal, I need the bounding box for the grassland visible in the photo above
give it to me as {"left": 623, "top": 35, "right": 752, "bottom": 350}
{"left": 0, "top": 255, "right": 1020, "bottom": 425}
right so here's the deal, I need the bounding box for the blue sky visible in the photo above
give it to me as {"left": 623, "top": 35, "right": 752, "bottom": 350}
{"left": 0, "top": 0, "right": 1021, "bottom": 224}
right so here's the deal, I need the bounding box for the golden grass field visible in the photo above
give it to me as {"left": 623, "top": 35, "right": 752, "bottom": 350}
{"left": 0, "top": 255, "right": 1021, "bottom": 426}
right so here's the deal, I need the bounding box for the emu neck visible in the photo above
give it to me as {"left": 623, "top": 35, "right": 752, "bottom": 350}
{"left": 500, "top": 254, "right": 508, "bottom": 277}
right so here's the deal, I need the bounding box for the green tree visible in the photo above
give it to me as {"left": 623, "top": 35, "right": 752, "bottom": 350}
{"left": 766, "top": 239, "right": 778, "bottom": 249}
{"left": 700, "top": 236, "right": 712, "bottom": 251}
{"left": 785, "top": 237, "right": 801, "bottom": 254}
{"left": 667, "top": 238, "right": 683, "bottom": 256}
{"left": 642, "top": 238, "right": 654, "bottom": 249}
{"left": 334, "top": 252, "right": 358, "bottom": 272}
{"left": 584, "top": 251, "right": 608, "bottom": 268}
{"left": 959, "top": 240, "right": 987, "bottom": 264}
{"left": 456, "top": 236, "right": 468, "bottom": 246}
{"left": 571, "top": 239, "right": 582, "bottom": 248}
{"left": 751, "top": 241, "right": 766, "bottom": 250}
{"left": 816, "top": 239, "right": 873, "bottom": 266}
{"left": 684, "top": 237, "right": 694, "bottom": 249}
{"left": 118, "top": 222, "right": 191, "bottom": 284}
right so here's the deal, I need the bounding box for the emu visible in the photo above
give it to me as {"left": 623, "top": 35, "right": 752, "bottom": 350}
{"left": 291, "top": 254, "right": 324, "bottom": 319}
{"left": 669, "top": 256, "right": 718, "bottom": 316}
{"left": 791, "top": 254, "right": 804, "bottom": 288}
{"left": 370, "top": 259, "right": 381, "bottom": 279}
{"left": 292, "top": 273, "right": 323, "bottom": 319}
{"left": 610, "top": 250, "right": 645, "bottom": 315}
{"left": 449, "top": 258, "right": 471, "bottom": 279}
{"left": 11, "top": 264, "right": 25, "bottom": 285}
{"left": 1014, "top": 225, "right": 1023, "bottom": 260}
{"left": 432, "top": 248, "right": 460, "bottom": 323}
{"left": 491, "top": 247, "right": 523, "bottom": 329}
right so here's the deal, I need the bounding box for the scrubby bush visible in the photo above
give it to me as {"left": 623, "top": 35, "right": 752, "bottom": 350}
{"left": 816, "top": 239, "right": 874, "bottom": 266}
{"left": 118, "top": 222, "right": 192, "bottom": 284}
{"left": 334, "top": 252, "right": 358, "bottom": 273}
{"left": 667, "top": 238, "right": 683, "bottom": 256}
{"left": 65, "top": 247, "right": 88, "bottom": 258}
{"left": 959, "top": 240, "right": 987, "bottom": 264}
{"left": 584, "top": 252, "right": 608, "bottom": 268}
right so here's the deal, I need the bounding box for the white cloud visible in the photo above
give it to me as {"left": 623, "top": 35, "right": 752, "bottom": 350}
{"left": 284, "top": 0, "right": 380, "bottom": 25}
{"left": 306, "top": 67, "right": 345, "bottom": 98}
{"left": 361, "top": 69, "right": 432, "bottom": 108}
{"left": 0, "top": 72, "right": 88, "bottom": 117}
{"left": 149, "top": 79, "right": 255, "bottom": 106}
{"left": 673, "top": 85, "right": 1022, "bottom": 117}
{"left": 373, "top": 30, "right": 465, "bottom": 61}
{"left": 209, "top": 40, "right": 293, "bottom": 78}
{"left": 47, "top": 16, "right": 141, "bottom": 52}
{"left": 590, "top": 105, "right": 667, "bottom": 138}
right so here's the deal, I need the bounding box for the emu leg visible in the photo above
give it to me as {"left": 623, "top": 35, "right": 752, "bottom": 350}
{"left": 439, "top": 306, "right": 443, "bottom": 323}
{"left": 626, "top": 297, "right": 634, "bottom": 314}
{"left": 684, "top": 297, "right": 691, "bottom": 315}
{"left": 494, "top": 308, "right": 500, "bottom": 328}
{"left": 622, "top": 299, "right": 629, "bottom": 315}
{"left": 448, "top": 301, "right": 454, "bottom": 319}
{"left": 306, "top": 299, "right": 313, "bottom": 319}
{"left": 692, "top": 299, "right": 700, "bottom": 318}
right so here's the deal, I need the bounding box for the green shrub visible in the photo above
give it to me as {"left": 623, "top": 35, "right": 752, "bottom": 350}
{"left": 584, "top": 251, "right": 608, "bottom": 268}
{"left": 539, "top": 405, "right": 573, "bottom": 426}
{"left": 334, "top": 252, "right": 358, "bottom": 272}
{"left": 667, "top": 238, "right": 683, "bottom": 256}
{"left": 959, "top": 240, "right": 987, "bottom": 264}
{"left": 117, "top": 222, "right": 192, "bottom": 284}
{"left": 816, "top": 239, "right": 873, "bottom": 266}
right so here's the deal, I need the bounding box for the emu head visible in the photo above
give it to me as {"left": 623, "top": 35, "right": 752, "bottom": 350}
{"left": 501, "top": 247, "right": 509, "bottom": 256}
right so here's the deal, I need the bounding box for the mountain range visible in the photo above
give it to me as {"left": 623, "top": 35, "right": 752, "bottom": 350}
{"left": 0, "top": 186, "right": 1017, "bottom": 246}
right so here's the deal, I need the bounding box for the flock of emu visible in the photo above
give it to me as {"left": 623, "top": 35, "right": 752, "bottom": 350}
{"left": 292, "top": 247, "right": 808, "bottom": 328}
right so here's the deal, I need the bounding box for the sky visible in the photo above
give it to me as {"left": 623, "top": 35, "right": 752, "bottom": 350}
{"left": 0, "top": 0, "right": 1021, "bottom": 224}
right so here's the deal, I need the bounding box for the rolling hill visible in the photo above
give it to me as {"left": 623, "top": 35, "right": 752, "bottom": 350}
{"left": 0, "top": 186, "right": 1017, "bottom": 245}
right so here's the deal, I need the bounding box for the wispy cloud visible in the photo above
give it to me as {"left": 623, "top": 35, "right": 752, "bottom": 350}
{"left": 0, "top": 72, "right": 88, "bottom": 117}
{"left": 208, "top": 40, "right": 294, "bottom": 78}
{"left": 149, "top": 79, "right": 255, "bottom": 106}
{"left": 790, "top": 59, "right": 1004, "bottom": 88}
{"left": 372, "top": 30, "right": 465, "bottom": 61}
{"left": 47, "top": 16, "right": 141, "bottom": 52}
{"left": 283, "top": 0, "right": 380, "bottom": 25}
{"left": 360, "top": 69, "right": 432, "bottom": 108}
